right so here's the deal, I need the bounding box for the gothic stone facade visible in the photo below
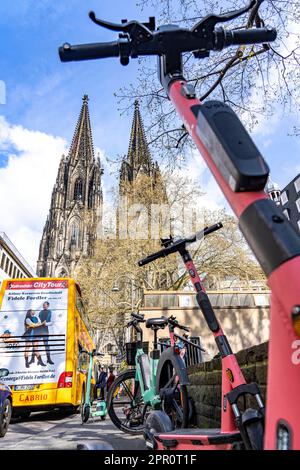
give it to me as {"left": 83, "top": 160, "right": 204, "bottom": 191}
{"left": 37, "top": 95, "right": 103, "bottom": 277}
{"left": 119, "top": 100, "right": 166, "bottom": 199}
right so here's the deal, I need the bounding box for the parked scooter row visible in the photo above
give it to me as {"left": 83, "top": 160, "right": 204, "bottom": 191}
{"left": 138, "top": 224, "right": 265, "bottom": 450}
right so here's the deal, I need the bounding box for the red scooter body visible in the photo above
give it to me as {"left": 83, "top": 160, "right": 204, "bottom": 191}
{"left": 167, "top": 79, "right": 300, "bottom": 449}
{"left": 148, "top": 257, "right": 260, "bottom": 450}
{"left": 59, "top": 0, "right": 300, "bottom": 448}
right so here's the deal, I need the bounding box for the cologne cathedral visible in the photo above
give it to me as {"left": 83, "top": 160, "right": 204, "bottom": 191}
{"left": 37, "top": 96, "right": 164, "bottom": 277}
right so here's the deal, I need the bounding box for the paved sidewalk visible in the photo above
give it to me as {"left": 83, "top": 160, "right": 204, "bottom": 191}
{"left": 0, "top": 410, "right": 146, "bottom": 450}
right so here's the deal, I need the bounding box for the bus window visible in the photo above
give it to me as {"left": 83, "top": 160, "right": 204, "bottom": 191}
{"left": 78, "top": 342, "right": 89, "bottom": 373}
{"left": 75, "top": 287, "right": 91, "bottom": 332}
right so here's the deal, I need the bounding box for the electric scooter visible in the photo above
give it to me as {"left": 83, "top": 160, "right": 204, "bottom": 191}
{"left": 80, "top": 349, "right": 107, "bottom": 424}
{"left": 59, "top": 0, "right": 300, "bottom": 449}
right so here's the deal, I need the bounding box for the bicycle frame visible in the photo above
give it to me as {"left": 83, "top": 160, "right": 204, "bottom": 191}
{"left": 163, "top": 73, "right": 300, "bottom": 450}
{"left": 132, "top": 322, "right": 161, "bottom": 408}
{"left": 131, "top": 317, "right": 190, "bottom": 412}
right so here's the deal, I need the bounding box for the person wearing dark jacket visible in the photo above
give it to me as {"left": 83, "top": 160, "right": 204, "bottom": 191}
{"left": 96, "top": 367, "right": 107, "bottom": 400}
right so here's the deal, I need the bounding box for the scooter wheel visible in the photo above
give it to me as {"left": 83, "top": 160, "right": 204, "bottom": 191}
{"left": 144, "top": 411, "right": 174, "bottom": 450}
{"left": 81, "top": 404, "right": 90, "bottom": 423}
{"left": 100, "top": 415, "right": 106, "bottom": 421}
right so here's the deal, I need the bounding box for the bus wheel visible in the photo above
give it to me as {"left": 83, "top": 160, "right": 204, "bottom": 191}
{"left": 20, "top": 411, "right": 31, "bottom": 420}
{"left": 59, "top": 406, "right": 77, "bottom": 416}
{"left": 16, "top": 411, "right": 31, "bottom": 420}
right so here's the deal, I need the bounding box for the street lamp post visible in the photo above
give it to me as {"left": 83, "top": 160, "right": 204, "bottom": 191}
{"left": 111, "top": 274, "right": 135, "bottom": 311}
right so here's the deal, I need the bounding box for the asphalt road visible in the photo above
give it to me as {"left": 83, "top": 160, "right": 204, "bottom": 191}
{"left": 0, "top": 410, "right": 147, "bottom": 450}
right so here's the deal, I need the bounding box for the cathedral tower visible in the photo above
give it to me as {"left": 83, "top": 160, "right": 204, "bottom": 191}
{"left": 37, "top": 95, "right": 103, "bottom": 277}
{"left": 119, "top": 100, "right": 166, "bottom": 198}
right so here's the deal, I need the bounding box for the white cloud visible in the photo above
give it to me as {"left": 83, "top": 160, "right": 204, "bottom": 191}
{"left": 0, "top": 116, "right": 68, "bottom": 270}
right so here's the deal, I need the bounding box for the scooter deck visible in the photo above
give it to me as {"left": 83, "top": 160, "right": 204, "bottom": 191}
{"left": 155, "top": 428, "right": 242, "bottom": 447}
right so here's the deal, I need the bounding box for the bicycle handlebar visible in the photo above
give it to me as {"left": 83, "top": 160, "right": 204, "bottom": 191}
{"left": 138, "top": 222, "right": 223, "bottom": 267}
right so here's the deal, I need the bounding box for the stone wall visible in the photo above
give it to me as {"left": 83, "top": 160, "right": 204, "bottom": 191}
{"left": 187, "top": 342, "right": 268, "bottom": 428}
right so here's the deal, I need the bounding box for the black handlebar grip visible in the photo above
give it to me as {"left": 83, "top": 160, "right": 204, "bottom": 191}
{"left": 138, "top": 248, "right": 166, "bottom": 266}
{"left": 215, "top": 27, "right": 277, "bottom": 50}
{"left": 59, "top": 41, "right": 120, "bottom": 62}
{"left": 203, "top": 222, "right": 223, "bottom": 236}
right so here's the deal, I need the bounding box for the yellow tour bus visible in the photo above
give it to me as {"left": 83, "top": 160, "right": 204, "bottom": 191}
{"left": 0, "top": 277, "right": 96, "bottom": 417}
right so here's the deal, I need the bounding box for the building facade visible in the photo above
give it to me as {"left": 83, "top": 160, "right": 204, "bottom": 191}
{"left": 265, "top": 177, "right": 281, "bottom": 206}
{"left": 280, "top": 173, "right": 300, "bottom": 233}
{"left": 265, "top": 173, "right": 300, "bottom": 234}
{"left": 36, "top": 95, "right": 103, "bottom": 277}
{"left": 0, "top": 232, "right": 36, "bottom": 286}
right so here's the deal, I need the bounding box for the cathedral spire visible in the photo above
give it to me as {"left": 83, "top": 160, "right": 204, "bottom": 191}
{"left": 68, "top": 94, "right": 94, "bottom": 164}
{"left": 37, "top": 95, "right": 103, "bottom": 278}
{"left": 125, "top": 100, "right": 152, "bottom": 179}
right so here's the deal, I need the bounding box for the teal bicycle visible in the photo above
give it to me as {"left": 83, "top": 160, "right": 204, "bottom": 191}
{"left": 107, "top": 312, "right": 201, "bottom": 434}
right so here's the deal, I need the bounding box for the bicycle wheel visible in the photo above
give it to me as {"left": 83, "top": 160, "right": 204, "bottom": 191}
{"left": 156, "top": 359, "right": 189, "bottom": 428}
{"left": 107, "top": 369, "right": 145, "bottom": 435}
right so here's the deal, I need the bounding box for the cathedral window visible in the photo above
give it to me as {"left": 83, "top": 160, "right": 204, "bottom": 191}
{"left": 88, "top": 178, "right": 94, "bottom": 209}
{"left": 70, "top": 220, "right": 80, "bottom": 249}
{"left": 74, "top": 177, "right": 83, "bottom": 201}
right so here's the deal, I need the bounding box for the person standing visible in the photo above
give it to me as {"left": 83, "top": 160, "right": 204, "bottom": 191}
{"left": 106, "top": 368, "right": 116, "bottom": 393}
{"left": 96, "top": 366, "right": 107, "bottom": 400}
{"left": 38, "top": 302, "right": 54, "bottom": 365}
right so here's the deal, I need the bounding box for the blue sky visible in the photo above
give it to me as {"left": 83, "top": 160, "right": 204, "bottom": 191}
{"left": 0, "top": 0, "right": 299, "bottom": 269}
{"left": 0, "top": 1, "right": 155, "bottom": 155}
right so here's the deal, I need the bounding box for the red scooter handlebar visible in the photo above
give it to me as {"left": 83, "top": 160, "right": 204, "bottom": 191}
{"left": 138, "top": 222, "right": 223, "bottom": 267}
{"left": 59, "top": 41, "right": 120, "bottom": 62}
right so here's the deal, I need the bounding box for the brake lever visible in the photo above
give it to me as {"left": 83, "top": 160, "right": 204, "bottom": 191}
{"left": 161, "top": 235, "right": 174, "bottom": 248}
{"left": 192, "top": 0, "right": 257, "bottom": 36}
{"left": 89, "top": 11, "right": 155, "bottom": 39}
